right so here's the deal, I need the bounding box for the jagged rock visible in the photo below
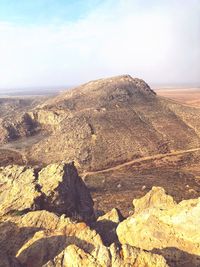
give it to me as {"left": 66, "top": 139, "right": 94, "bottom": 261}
{"left": 117, "top": 186, "right": 200, "bottom": 266}
{"left": 38, "top": 162, "right": 94, "bottom": 221}
{"left": 110, "top": 243, "right": 169, "bottom": 267}
{"left": 14, "top": 210, "right": 73, "bottom": 230}
{"left": 133, "top": 186, "right": 176, "bottom": 215}
{"left": 97, "top": 208, "right": 123, "bottom": 223}
{"left": 0, "top": 165, "right": 41, "bottom": 216}
{"left": 94, "top": 208, "right": 124, "bottom": 245}
{"left": 28, "top": 109, "right": 68, "bottom": 127}
{"left": 43, "top": 243, "right": 168, "bottom": 267}
{"left": 0, "top": 209, "right": 168, "bottom": 267}
{"left": 0, "top": 210, "right": 102, "bottom": 267}
{"left": 16, "top": 220, "right": 102, "bottom": 266}
{"left": 0, "top": 163, "right": 94, "bottom": 221}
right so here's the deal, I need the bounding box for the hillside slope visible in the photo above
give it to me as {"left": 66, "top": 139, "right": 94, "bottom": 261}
{"left": 21, "top": 75, "right": 200, "bottom": 171}
{"left": 1, "top": 75, "right": 200, "bottom": 170}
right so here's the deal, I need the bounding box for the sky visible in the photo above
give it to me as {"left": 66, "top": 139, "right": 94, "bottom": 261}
{"left": 0, "top": 0, "right": 199, "bottom": 89}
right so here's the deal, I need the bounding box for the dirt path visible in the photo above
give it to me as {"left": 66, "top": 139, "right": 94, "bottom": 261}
{"left": 82, "top": 147, "right": 200, "bottom": 176}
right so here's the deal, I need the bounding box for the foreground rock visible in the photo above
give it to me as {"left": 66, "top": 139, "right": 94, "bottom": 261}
{"left": 44, "top": 243, "right": 168, "bottom": 267}
{"left": 1, "top": 161, "right": 199, "bottom": 267}
{"left": 0, "top": 162, "right": 94, "bottom": 221}
{"left": 0, "top": 210, "right": 168, "bottom": 267}
{"left": 0, "top": 210, "right": 102, "bottom": 267}
{"left": 117, "top": 187, "right": 200, "bottom": 267}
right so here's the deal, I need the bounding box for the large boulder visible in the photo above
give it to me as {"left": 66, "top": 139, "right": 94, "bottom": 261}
{"left": 38, "top": 162, "right": 94, "bottom": 221}
{"left": 132, "top": 186, "right": 176, "bottom": 215}
{"left": 0, "top": 162, "right": 94, "bottom": 221}
{"left": 117, "top": 187, "right": 200, "bottom": 266}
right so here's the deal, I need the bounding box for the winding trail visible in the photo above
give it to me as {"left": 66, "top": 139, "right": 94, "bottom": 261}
{"left": 82, "top": 147, "right": 200, "bottom": 176}
{"left": 1, "top": 144, "right": 200, "bottom": 177}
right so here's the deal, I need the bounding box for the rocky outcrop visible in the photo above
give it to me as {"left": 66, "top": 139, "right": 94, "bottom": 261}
{"left": 0, "top": 112, "right": 38, "bottom": 144}
{"left": 117, "top": 187, "right": 200, "bottom": 266}
{"left": 132, "top": 186, "right": 176, "bottom": 215}
{"left": 44, "top": 243, "right": 168, "bottom": 267}
{"left": 16, "top": 217, "right": 102, "bottom": 266}
{"left": 1, "top": 161, "right": 200, "bottom": 267}
{"left": 0, "top": 165, "right": 41, "bottom": 215}
{"left": 0, "top": 210, "right": 102, "bottom": 267}
{"left": 0, "top": 210, "right": 168, "bottom": 267}
{"left": 0, "top": 163, "right": 94, "bottom": 221}
{"left": 28, "top": 109, "right": 68, "bottom": 128}
{"left": 38, "top": 163, "right": 94, "bottom": 221}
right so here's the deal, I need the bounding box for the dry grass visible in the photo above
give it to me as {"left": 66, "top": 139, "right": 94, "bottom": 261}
{"left": 86, "top": 150, "right": 200, "bottom": 217}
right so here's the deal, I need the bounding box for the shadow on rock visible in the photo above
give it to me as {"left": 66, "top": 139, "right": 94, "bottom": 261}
{"left": 93, "top": 208, "right": 124, "bottom": 246}
{"left": 152, "top": 247, "right": 200, "bottom": 267}
{"left": 17, "top": 235, "right": 95, "bottom": 267}
{"left": 0, "top": 221, "right": 43, "bottom": 267}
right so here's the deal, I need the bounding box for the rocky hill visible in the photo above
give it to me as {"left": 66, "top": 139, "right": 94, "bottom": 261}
{"left": 1, "top": 75, "right": 200, "bottom": 172}
{"left": 0, "top": 163, "right": 200, "bottom": 267}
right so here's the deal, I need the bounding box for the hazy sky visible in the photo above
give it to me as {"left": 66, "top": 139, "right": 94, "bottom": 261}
{"left": 0, "top": 0, "right": 199, "bottom": 89}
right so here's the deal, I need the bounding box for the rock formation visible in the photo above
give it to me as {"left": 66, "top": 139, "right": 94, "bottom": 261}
{"left": 0, "top": 163, "right": 171, "bottom": 267}
{"left": 0, "top": 210, "right": 168, "bottom": 267}
{"left": 0, "top": 158, "right": 200, "bottom": 266}
{"left": 44, "top": 243, "right": 169, "bottom": 267}
{"left": 0, "top": 162, "right": 94, "bottom": 221}
{"left": 117, "top": 187, "right": 200, "bottom": 267}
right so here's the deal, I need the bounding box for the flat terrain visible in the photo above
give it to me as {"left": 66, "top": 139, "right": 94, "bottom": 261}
{"left": 155, "top": 87, "right": 200, "bottom": 107}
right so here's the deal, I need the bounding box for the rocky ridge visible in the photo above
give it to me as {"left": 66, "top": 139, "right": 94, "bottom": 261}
{"left": 0, "top": 163, "right": 199, "bottom": 267}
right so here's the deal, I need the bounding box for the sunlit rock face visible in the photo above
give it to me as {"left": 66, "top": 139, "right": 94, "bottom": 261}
{"left": 117, "top": 187, "right": 200, "bottom": 267}
{"left": 0, "top": 161, "right": 199, "bottom": 267}
{"left": 0, "top": 162, "right": 94, "bottom": 221}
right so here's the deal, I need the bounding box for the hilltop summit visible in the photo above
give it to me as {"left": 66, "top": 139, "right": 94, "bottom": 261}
{"left": 43, "top": 74, "right": 156, "bottom": 111}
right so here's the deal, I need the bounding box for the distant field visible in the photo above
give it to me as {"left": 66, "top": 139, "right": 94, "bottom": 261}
{"left": 155, "top": 87, "right": 200, "bottom": 107}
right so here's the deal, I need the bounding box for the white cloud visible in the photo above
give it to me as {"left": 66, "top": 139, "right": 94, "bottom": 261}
{"left": 0, "top": 0, "right": 199, "bottom": 88}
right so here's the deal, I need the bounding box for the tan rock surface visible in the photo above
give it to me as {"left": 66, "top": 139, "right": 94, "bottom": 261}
{"left": 0, "top": 188, "right": 169, "bottom": 267}
{"left": 1, "top": 161, "right": 199, "bottom": 267}
{"left": 44, "top": 243, "right": 169, "bottom": 267}
{"left": 0, "top": 165, "right": 41, "bottom": 216}
{"left": 16, "top": 222, "right": 102, "bottom": 267}
{"left": 132, "top": 186, "right": 176, "bottom": 215}
{"left": 38, "top": 162, "right": 94, "bottom": 221}
{"left": 117, "top": 186, "right": 200, "bottom": 266}
{"left": 0, "top": 210, "right": 102, "bottom": 267}
{"left": 0, "top": 162, "right": 94, "bottom": 221}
